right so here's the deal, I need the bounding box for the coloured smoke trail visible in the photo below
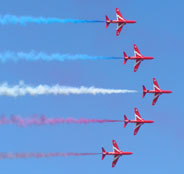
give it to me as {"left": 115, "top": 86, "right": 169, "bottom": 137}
{"left": 0, "top": 15, "right": 104, "bottom": 25}
{"left": 0, "top": 115, "right": 123, "bottom": 127}
{"left": 0, "top": 51, "right": 121, "bottom": 62}
{"left": 0, "top": 81, "right": 137, "bottom": 97}
{"left": 0, "top": 152, "right": 101, "bottom": 159}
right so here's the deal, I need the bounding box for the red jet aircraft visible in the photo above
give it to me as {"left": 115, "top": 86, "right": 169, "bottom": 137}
{"left": 105, "top": 8, "right": 136, "bottom": 36}
{"left": 143, "top": 78, "right": 172, "bottom": 106}
{"left": 101, "top": 140, "right": 133, "bottom": 168}
{"left": 124, "top": 44, "right": 154, "bottom": 72}
{"left": 124, "top": 108, "right": 154, "bottom": 135}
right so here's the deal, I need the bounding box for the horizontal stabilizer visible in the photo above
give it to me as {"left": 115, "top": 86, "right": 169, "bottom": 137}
{"left": 123, "top": 52, "right": 128, "bottom": 64}
{"left": 142, "top": 85, "right": 147, "bottom": 98}
{"left": 105, "top": 16, "right": 110, "bottom": 28}
{"left": 101, "top": 147, "right": 106, "bottom": 160}
{"left": 124, "top": 115, "right": 128, "bottom": 128}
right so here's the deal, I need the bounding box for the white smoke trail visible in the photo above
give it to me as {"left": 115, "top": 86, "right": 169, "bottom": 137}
{"left": 0, "top": 152, "right": 100, "bottom": 159}
{"left": 0, "top": 81, "right": 137, "bottom": 97}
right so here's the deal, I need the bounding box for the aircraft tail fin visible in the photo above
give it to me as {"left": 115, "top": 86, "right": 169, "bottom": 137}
{"left": 123, "top": 52, "right": 128, "bottom": 64}
{"left": 124, "top": 115, "right": 128, "bottom": 128}
{"left": 105, "top": 16, "right": 110, "bottom": 28}
{"left": 101, "top": 147, "right": 106, "bottom": 160}
{"left": 142, "top": 85, "right": 147, "bottom": 98}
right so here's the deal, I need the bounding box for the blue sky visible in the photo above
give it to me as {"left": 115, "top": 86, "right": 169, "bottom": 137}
{"left": 0, "top": 0, "right": 183, "bottom": 173}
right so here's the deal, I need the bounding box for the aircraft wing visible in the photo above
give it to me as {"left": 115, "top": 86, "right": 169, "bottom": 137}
{"left": 112, "top": 155, "right": 120, "bottom": 168}
{"left": 134, "top": 123, "right": 143, "bottom": 135}
{"left": 116, "top": 8, "right": 126, "bottom": 21}
{"left": 116, "top": 23, "right": 125, "bottom": 36}
{"left": 134, "top": 108, "right": 143, "bottom": 121}
{"left": 152, "top": 93, "right": 161, "bottom": 106}
{"left": 134, "top": 59, "right": 142, "bottom": 72}
{"left": 113, "top": 140, "right": 121, "bottom": 153}
{"left": 134, "top": 44, "right": 143, "bottom": 58}
{"left": 153, "top": 78, "right": 161, "bottom": 91}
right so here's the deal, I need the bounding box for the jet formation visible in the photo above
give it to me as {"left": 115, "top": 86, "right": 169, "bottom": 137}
{"left": 101, "top": 8, "right": 172, "bottom": 168}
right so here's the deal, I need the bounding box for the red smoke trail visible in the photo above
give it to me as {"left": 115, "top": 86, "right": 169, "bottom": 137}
{"left": 0, "top": 115, "right": 122, "bottom": 127}
{"left": 0, "top": 152, "right": 100, "bottom": 159}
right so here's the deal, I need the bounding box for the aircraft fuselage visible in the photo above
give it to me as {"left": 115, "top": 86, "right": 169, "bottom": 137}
{"left": 107, "top": 20, "right": 136, "bottom": 24}
{"left": 126, "top": 120, "right": 154, "bottom": 124}
{"left": 145, "top": 90, "right": 172, "bottom": 94}
{"left": 103, "top": 152, "right": 133, "bottom": 156}
{"left": 127, "top": 56, "right": 154, "bottom": 60}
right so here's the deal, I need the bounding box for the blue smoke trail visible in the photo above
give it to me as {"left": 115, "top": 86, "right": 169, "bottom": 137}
{"left": 0, "top": 52, "right": 122, "bottom": 62}
{"left": 0, "top": 15, "right": 105, "bottom": 25}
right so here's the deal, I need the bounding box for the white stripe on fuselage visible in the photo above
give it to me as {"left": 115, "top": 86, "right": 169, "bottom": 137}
{"left": 134, "top": 50, "right": 143, "bottom": 57}
{"left": 116, "top": 14, "right": 125, "bottom": 21}
{"left": 134, "top": 59, "right": 142, "bottom": 66}
{"left": 154, "top": 93, "right": 161, "bottom": 100}
{"left": 135, "top": 113, "right": 143, "bottom": 121}
{"left": 116, "top": 23, "right": 124, "bottom": 30}
{"left": 113, "top": 146, "right": 121, "bottom": 153}
{"left": 153, "top": 84, "right": 161, "bottom": 91}
{"left": 113, "top": 155, "right": 120, "bottom": 162}
{"left": 135, "top": 123, "right": 143, "bottom": 129}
